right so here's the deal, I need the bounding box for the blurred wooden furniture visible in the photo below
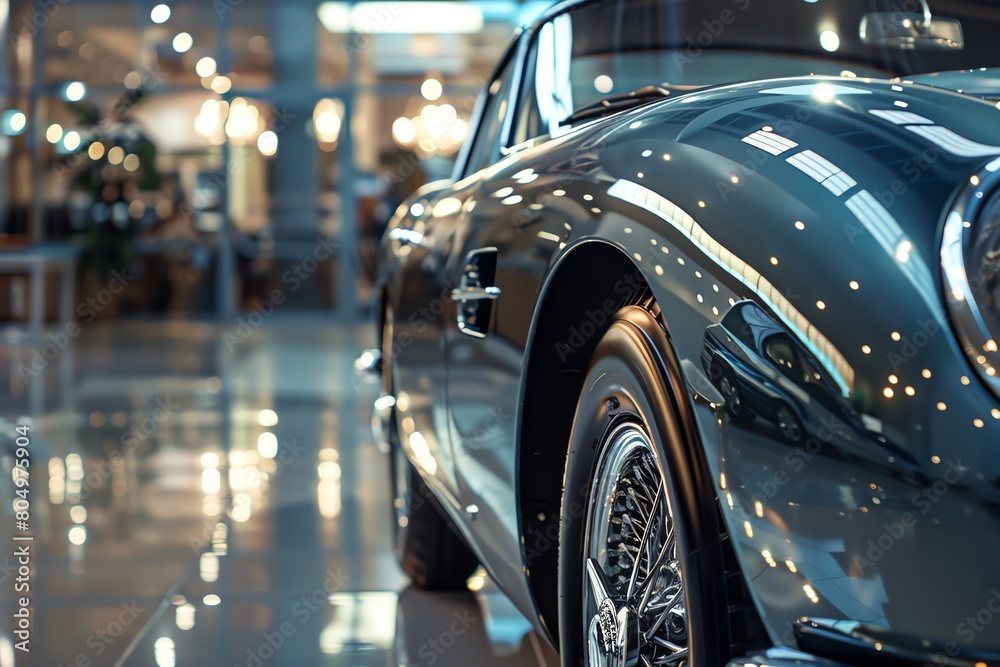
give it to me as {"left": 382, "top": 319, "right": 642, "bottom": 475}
{"left": 0, "top": 243, "right": 80, "bottom": 340}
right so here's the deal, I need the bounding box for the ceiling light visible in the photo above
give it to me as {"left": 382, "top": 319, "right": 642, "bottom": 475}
{"left": 62, "top": 131, "right": 81, "bottom": 151}
{"left": 45, "top": 123, "right": 63, "bottom": 143}
{"left": 172, "top": 32, "right": 193, "bottom": 53}
{"left": 594, "top": 75, "right": 613, "bottom": 94}
{"left": 420, "top": 78, "right": 443, "bottom": 101}
{"left": 257, "top": 130, "right": 278, "bottom": 156}
{"left": 318, "top": 2, "right": 483, "bottom": 34}
{"left": 210, "top": 76, "right": 232, "bottom": 94}
{"left": 820, "top": 30, "right": 840, "bottom": 52}
{"left": 151, "top": 3, "right": 171, "bottom": 23}
{"left": 3, "top": 110, "right": 26, "bottom": 135}
{"left": 195, "top": 57, "right": 217, "bottom": 78}
{"left": 64, "top": 81, "right": 86, "bottom": 102}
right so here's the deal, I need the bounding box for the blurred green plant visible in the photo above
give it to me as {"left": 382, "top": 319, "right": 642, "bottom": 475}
{"left": 55, "top": 99, "right": 161, "bottom": 279}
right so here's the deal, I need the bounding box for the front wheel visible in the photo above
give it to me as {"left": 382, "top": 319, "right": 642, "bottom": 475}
{"left": 584, "top": 422, "right": 687, "bottom": 666}
{"left": 558, "top": 294, "right": 748, "bottom": 667}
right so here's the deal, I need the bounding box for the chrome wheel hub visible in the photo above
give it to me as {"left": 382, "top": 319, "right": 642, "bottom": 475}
{"left": 584, "top": 424, "right": 688, "bottom": 667}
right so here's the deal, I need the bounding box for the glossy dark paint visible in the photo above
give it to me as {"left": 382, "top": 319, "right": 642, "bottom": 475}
{"left": 378, "top": 46, "right": 1000, "bottom": 660}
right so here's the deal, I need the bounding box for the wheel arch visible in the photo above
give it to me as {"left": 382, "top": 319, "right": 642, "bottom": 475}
{"left": 516, "top": 239, "right": 658, "bottom": 644}
{"left": 515, "top": 237, "right": 765, "bottom": 654}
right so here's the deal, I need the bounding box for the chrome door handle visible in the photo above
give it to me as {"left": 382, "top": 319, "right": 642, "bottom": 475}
{"left": 450, "top": 286, "right": 501, "bottom": 302}
{"left": 454, "top": 247, "right": 499, "bottom": 338}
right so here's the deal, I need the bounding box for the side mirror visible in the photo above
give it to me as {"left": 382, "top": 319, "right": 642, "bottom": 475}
{"left": 860, "top": 12, "right": 964, "bottom": 50}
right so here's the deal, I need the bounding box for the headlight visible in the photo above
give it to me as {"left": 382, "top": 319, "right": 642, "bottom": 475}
{"left": 941, "top": 160, "right": 1000, "bottom": 398}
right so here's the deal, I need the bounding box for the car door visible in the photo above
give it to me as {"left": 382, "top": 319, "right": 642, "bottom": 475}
{"left": 387, "top": 182, "right": 469, "bottom": 501}
{"left": 385, "top": 37, "right": 523, "bottom": 513}
{"left": 442, "top": 29, "right": 551, "bottom": 603}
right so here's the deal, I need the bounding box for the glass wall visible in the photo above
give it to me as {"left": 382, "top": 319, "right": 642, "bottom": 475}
{"left": 1, "top": 0, "right": 547, "bottom": 321}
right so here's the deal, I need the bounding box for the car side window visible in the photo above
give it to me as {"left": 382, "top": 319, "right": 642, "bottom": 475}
{"left": 512, "top": 14, "right": 575, "bottom": 146}
{"left": 465, "top": 56, "right": 516, "bottom": 176}
{"left": 764, "top": 336, "right": 801, "bottom": 382}
{"left": 512, "top": 42, "right": 542, "bottom": 145}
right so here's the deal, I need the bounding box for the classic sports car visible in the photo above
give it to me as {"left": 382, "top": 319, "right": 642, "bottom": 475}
{"left": 702, "top": 299, "right": 864, "bottom": 444}
{"left": 366, "top": 0, "right": 1000, "bottom": 665}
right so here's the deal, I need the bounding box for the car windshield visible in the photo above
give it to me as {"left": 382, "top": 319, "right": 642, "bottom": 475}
{"left": 543, "top": 0, "right": 1000, "bottom": 121}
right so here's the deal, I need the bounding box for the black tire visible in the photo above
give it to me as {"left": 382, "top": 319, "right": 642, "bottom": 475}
{"left": 558, "top": 293, "right": 755, "bottom": 667}
{"left": 383, "top": 306, "right": 478, "bottom": 591}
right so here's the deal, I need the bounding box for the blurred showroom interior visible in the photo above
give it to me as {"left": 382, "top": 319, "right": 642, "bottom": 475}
{"left": 0, "top": 1, "right": 558, "bottom": 665}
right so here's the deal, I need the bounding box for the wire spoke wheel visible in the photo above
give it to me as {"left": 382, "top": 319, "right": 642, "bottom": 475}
{"left": 584, "top": 423, "right": 687, "bottom": 667}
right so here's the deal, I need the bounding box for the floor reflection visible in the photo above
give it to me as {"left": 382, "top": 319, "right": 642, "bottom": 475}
{"left": 118, "top": 579, "right": 556, "bottom": 667}
{"left": 0, "top": 318, "right": 554, "bottom": 666}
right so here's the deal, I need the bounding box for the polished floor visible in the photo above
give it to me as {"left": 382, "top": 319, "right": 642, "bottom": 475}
{"left": 0, "top": 316, "right": 557, "bottom": 667}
